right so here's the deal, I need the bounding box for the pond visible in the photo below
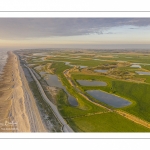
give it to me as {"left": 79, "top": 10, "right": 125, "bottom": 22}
{"left": 39, "top": 72, "right": 78, "bottom": 106}
{"left": 135, "top": 71, "right": 150, "bottom": 75}
{"left": 77, "top": 80, "right": 107, "bottom": 86}
{"left": 65, "top": 62, "right": 75, "bottom": 67}
{"left": 65, "top": 62, "right": 87, "bottom": 69}
{"left": 130, "top": 64, "right": 141, "bottom": 68}
{"left": 80, "top": 66, "right": 87, "bottom": 69}
{"left": 94, "top": 69, "right": 108, "bottom": 73}
{"left": 86, "top": 90, "right": 131, "bottom": 108}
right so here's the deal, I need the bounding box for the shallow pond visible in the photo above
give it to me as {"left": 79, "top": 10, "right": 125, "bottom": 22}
{"left": 77, "top": 80, "right": 107, "bottom": 86}
{"left": 65, "top": 62, "right": 75, "bottom": 67}
{"left": 80, "top": 66, "right": 87, "bottom": 69}
{"left": 94, "top": 69, "right": 108, "bottom": 73}
{"left": 130, "top": 65, "right": 141, "bottom": 68}
{"left": 65, "top": 62, "right": 87, "bottom": 69}
{"left": 86, "top": 90, "right": 131, "bottom": 108}
{"left": 40, "top": 72, "right": 78, "bottom": 106}
{"left": 135, "top": 71, "right": 150, "bottom": 75}
{"left": 130, "top": 64, "right": 141, "bottom": 68}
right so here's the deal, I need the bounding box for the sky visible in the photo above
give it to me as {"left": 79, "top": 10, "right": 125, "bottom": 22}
{"left": 0, "top": 18, "right": 150, "bottom": 50}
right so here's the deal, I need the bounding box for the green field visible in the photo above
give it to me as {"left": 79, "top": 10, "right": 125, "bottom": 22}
{"left": 112, "top": 81, "right": 150, "bottom": 122}
{"left": 24, "top": 50, "right": 150, "bottom": 132}
{"left": 67, "top": 113, "right": 150, "bottom": 132}
{"left": 56, "top": 89, "right": 150, "bottom": 132}
{"left": 56, "top": 89, "right": 106, "bottom": 118}
{"left": 71, "top": 73, "right": 150, "bottom": 122}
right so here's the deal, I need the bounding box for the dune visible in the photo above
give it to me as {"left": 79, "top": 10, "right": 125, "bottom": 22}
{"left": 0, "top": 52, "right": 31, "bottom": 132}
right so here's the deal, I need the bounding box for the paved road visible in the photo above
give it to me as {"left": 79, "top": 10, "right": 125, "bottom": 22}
{"left": 25, "top": 65, "right": 74, "bottom": 132}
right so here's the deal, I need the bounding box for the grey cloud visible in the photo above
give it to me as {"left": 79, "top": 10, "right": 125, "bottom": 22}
{"left": 0, "top": 18, "right": 150, "bottom": 39}
{"left": 129, "top": 28, "right": 138, "bottom": 29}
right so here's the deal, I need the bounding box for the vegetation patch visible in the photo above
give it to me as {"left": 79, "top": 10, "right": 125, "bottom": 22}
{"left": 67, "top": 112, "right": 150, "bottom": 132}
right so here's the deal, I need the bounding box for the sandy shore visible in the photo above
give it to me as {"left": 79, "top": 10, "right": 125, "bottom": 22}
{"left": 0, "top": 52, "right": 47, "bottom": 132}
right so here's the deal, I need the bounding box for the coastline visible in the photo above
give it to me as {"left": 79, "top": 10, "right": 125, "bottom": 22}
{"left": 0, "top": 52, "right": 17, "bottom": 132}
{"left": 0, "top": 51, "right": 47, "bottom": 132}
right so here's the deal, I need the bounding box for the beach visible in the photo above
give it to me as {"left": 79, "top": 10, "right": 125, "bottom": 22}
{"left": 0, "top": 51, "right": 47, "bottom": 132}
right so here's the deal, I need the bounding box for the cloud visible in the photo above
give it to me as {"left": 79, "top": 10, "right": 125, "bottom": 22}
{"left": 129, "top": 27, "right": 138, "bottom": 29}
{"left": 0, "top": 18, "right": 150, "bottom": 39}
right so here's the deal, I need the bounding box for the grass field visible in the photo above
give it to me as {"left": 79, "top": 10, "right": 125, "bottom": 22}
{"left": 71, "top": 73, "right": 150, "bottom": 122}
{"left": 66, "top": 113, "right": 150, "bottom": 132}
{"left": 24, "top": 50, "right": 150, "bottom": 132}
{"left": 56, "top": 89, "right": 150, "bottom": 132}
{"left": 56, "top": 89, "right": 106, "bottom": 118}
{"left": 112, "top": 81, "right": 150, "bottom": 122}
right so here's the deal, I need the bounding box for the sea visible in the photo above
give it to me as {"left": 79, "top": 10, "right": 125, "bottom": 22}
{"left": 0, "top": 50, "right": 8, "bottom": 74}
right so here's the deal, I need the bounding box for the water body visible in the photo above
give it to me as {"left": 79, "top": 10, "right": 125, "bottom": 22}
{"left": 39, "top": 72, "right": 78, "bottom": 106}
{"left": 135, "top": 71, "right": 150, "bottom": 75}
{"left": 65, "top": 62, "right": 70, "bottom": 65}
{"left": 94, "top": 69, "right": 108, "bottom": 73}
{"left": 65, "top": 62, "right": 75, "bottom": 67}
{"left": 65, "top": 62, "right": 87, "bottom": 69}
{"left": 86, "top": 90, "right": 131, "bottom": 108}
{"left": 130, "top": 64, "right": 141, "bottom": 68}
{"left": 0, "top": 50, "right": 8, "bottom": 74}
{"left": 80, "top": 66, "right": 87, "bottom": 69}
{"left": 132, "top": 62, "right": 150, "bottom": 66}
{"left": 33, "top": 52, "right": 48, "bottom": 56}
{"left": 77, "top": 80, "right": 107, "bottom": 86}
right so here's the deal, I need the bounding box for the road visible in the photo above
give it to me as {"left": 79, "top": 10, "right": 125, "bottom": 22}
{"left": 25, "top": 65, "right": 74, "bottom": 132}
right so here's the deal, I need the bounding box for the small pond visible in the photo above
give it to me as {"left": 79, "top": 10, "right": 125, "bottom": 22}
{"left": 86, "top": 90, "right": 131, "bottom": 108}
{"left": 77, "top": 80, "right": 107, "bottom": 86}
{"left": 130, "top": 64, "right": 141, "bottom": 68}
{"left": 94, "top": 69, "right": 108, "bottom": 73}
{"left": 65, "top": 62, "right": 87, "bottom": 69}
{"left": 40, "top": 72, "right": 78, "bottom": 106}
{"left": 135, "top": 71, "right": 150, "bottom": 75}
{"left": 80, "top": 66, "right": 87, "bottom": 69}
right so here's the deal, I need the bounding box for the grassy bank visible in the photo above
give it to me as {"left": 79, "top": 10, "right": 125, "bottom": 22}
{"left": 51, "top": 62, "right": 107, "bottom": 112}
{"left": 53, "top": 62, "right": 150, "bottom": 132}
{"left": 112, "top": 81, "right": 150, "bottom": 122}
{"left": 29, "top": 81, "right": 62, "bottom": 132}
{"left": 71, "top": 73, "right": 150, "bottom": 122}
{"left": 67, "top": 112, "right": 150, "bottom": 132}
